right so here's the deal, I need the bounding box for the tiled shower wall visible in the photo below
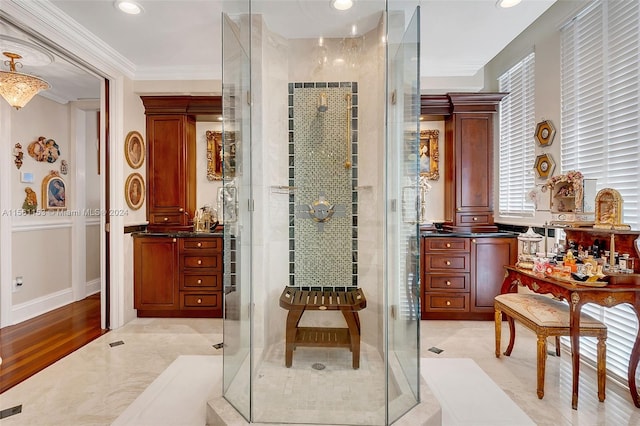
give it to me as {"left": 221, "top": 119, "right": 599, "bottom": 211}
{"left": 288, "top": 82, "right": 358, "bottom": 289}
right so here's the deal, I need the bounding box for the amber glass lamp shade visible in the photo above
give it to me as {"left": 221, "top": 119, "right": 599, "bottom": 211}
{"left": 0, "top": 52, "right": 50, "bottom": 110}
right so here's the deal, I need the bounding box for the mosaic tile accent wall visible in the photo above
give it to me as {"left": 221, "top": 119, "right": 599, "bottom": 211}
{"left": 288, "top": 82, "right": 358, "bottom": 289}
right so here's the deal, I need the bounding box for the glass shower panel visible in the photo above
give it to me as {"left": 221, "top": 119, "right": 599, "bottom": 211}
{"left": 385, "top": 5, "right": 421, "bottom": 424}
{"left": 222, "top": 3, "right": 252, "bottom": 422}
{"left": 220, "top": 1, "right": 420, "bottom": 424}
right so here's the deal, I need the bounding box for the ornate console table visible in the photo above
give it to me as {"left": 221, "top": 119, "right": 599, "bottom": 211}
{"left": 501, "top": 266, "right": 640, "bottom": 409}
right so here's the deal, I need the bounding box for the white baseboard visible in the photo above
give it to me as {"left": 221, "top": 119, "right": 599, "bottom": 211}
{"left": 11, "top": 288, "right": 74, "bottom": 325}
{"left": 86, "top": 278, "right": 101, "bottom": 295}
{"left": 11, "top": 279, "right": 102, "bottom": 325}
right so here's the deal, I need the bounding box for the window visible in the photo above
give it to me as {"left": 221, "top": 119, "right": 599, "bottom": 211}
{"left": 561, "top": 0, "right": 640, "bottom": 385}
{"left": 498, "top": 52, "right": 536, "bottom": 217}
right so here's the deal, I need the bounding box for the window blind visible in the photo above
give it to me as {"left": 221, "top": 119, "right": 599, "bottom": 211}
{"left": 561, "top": 0, "right": 640, "bottom": 386}
{"left": 498, "top": 52, "right": 536, "bottom": 217}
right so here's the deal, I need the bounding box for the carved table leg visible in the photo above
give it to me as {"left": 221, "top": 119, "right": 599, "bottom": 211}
{"left": 570, "top": 294, "right": 582, "bottom": 410}
{"left": 597, "top": 334, "right": 607, "bottom": 402}
{"left": 628, "top": 301, "right": 640, "bottom": 407}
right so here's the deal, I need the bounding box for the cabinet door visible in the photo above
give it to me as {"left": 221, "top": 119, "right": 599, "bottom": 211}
{"left": 146, "top": 115, "right": 196, "bottom": 228}
{"left": 134, "top": 237, "right": 179, "bottom": 310}
{"left": 470, "top": 237, "right": 517, "bottom": 313}
{"left": 454, "top": 114, "right": 492, "bottom": 213}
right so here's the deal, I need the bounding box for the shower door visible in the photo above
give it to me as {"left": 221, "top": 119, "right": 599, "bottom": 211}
{"left": 221, "top": 6, "right": 252, "bottom": 422}
{"left": 385, "top": 4, "right": 421, "bottom": 424}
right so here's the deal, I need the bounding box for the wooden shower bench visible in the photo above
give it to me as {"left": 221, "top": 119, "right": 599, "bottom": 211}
{"left": 279, "top": 287, "right": 366, "bottom": 369}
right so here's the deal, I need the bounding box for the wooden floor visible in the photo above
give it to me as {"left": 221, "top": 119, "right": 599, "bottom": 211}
{"left": 0, "top": 293, "right": 107, "bottom": 394}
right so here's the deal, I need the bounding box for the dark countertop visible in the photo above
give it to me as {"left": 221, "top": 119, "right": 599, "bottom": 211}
{"left": 132, "top": 231, "right": 223, "bottom": 238}
{"left": 420, "top": 230, "right": 518, "bottom": 238}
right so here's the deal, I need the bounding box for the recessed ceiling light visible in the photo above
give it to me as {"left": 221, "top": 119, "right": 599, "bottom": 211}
{"left": 496, "top": 0, "right": 522, "bottom": 8}
{"left": 331, "top": 0, "right": 354, "bottom": 11}
{"left": 115, "top": 1, "right": 143, "bottom": 15}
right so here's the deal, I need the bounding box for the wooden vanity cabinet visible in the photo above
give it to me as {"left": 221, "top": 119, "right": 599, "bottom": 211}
{"left": 134, "top": 235, "right": 223, "bottom": 317}
{"left": 134, "top": 236, "right": 179, "bottom": 312}
{"left": 178, "top": 237, "right": 223, "bottom": 316}
{"left": 145, "top": 114, "right": 196, "bottom": 232}
{"left": 435, "top": 93, "right": 508, "bottom": 233}
{"left": 421, "top": 235, "right": 517, "bottom": 320}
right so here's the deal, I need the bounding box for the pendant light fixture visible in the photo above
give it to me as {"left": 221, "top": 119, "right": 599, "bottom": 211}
{"left": 0, "top": 51, "right": 50, "bottom": 110}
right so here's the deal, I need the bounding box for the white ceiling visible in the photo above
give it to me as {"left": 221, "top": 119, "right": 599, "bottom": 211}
{"left": 1, "top": 0, "right": 556, "bottom": 103}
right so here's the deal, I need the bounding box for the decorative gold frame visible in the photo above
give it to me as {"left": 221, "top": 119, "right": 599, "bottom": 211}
{"left": 594, "top": 188, "right": 629, "bottom": 230}
{"left": 124, "top": 131, "right": 144, "bottom": 169}
{"left": 419, "top": 129, "right": 439, "bottom": 180}
{"left": 125, "top": 172, "right": 145, "bottom": 210}
{"left": 206, "top": 130, "right": 222, "bottom": 181}
{"left": 42, "top": 170, "right": 66, "bottom": 210}
{"left": 534, "top": 153, "right": 555, "bottom": 179}
{"left": 535, "top": 120, "right": 556, "bottom": 147}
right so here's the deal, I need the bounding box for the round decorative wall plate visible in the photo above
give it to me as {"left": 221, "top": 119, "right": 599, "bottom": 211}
{"left": 534, "top": 153, "right": 555, "bottom": 178}
{"left": 535, "top": 120, "right": 556, "bottom": 147}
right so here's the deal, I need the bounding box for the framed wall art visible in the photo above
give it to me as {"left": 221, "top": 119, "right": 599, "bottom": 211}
{"left": 206, "top": 130, "right": 222, "bottom": 181}
{"left": 534, "top": 153, "right": 555, "bottom": 179}
{"left": 42, "top": 170, "right": 66, "bottom": 210}
{"left": 535, "top": 120, "right": 556, "bottom": 147}
{"left": 124, "top": 130, "right": 144, "bottom": 169}
{"left": 125, "top": 173, "right": 145, "bottom": 210}
{"left": 419, "top": 129, "right": 439, "bottom": 180}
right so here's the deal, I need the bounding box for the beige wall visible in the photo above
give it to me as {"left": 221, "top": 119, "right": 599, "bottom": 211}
{"left": 7, "top": 95, "right": 102, "bottom": 323}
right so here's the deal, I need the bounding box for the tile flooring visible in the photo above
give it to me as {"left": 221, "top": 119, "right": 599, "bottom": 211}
{"left": 1, "top": 318, "right": 640, "bottom": 425}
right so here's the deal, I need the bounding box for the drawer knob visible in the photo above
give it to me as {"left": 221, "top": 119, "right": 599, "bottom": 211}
{"left": 472, "top": 239, "right": 477, "bottom": 243}
{"left": 197, "top": 279, "right": 202, "bottom": 284}
{"left": 197, "top": 298, "right": 202, "bottom": 304}
{"left": 446, "top": 261, "right": 451, "bottom": 266}
{"left": 179, "top": 208, "right": 184, "bottom": 212}
{"left": 446, "top": 281, "right": 451, "bottom": 286}
{"left": 197, "top": 242, "right": 202, "bottom": 247}
{"left": 197, "top": 259, "right": 202, "bottom": 265}
{"left": 457, "top": 207, "right": 461, "bottom": 212}
{"left": 446, "top": 300, "right": 451, "bottom": 306}
{"left": 446, "top": 243, "right": 451, "bottom": 248}
{"left": 172, "top": 238, "right": 177, "bottom": 243}
{"left": 163, "top": 217, "right": 168, "bottom": 221}
{"left": 473, "top": 217, "right": 478, "bottom": 221}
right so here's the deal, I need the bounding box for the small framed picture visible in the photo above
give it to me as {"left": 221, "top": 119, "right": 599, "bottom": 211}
{"left": 42, "top": 171, "right": 66, "bottom": 210}
{"left": 535, "top": 120, "right": 556, "bottom": 147}
{"left": 125, "top": 173, "right": 145, "bottom": 210}
{"left": 124, "top": 131, "right": 145, "bottom": 169}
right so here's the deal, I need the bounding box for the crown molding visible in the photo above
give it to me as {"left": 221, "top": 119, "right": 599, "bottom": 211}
{"left": 2, "top": 0, "right": 136, "bottom": 79}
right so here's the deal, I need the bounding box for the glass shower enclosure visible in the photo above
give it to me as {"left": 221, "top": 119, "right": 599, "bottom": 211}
{"left": 221, "top": 1, "right": 421, "bottom": 424}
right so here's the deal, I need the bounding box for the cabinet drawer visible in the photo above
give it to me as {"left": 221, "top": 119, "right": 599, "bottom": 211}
{"left": 181, "top": 292, "right": 221, "bottom": 309}
{"left": 181, "top": 238, "right": 221, "bottom": 251}
{"left": 181, "top": 274, "right": 221, "bottom": 290}
{"left": 425, "top": 293, "right": 469, "bottom": 311}
{"left": 425, "top": 238, "right": 470, "bottom": 252}
{"left": 182, "top": 254, "right": 220, "bottom": 269}
{"left": 150, "top": 213, "right": 184, "bottom": 226}
{"left": 425, "top": 274, "right": 469, "bottom": 291}
{"left": 425, "top": 254, "right": 470, "bottom": 272}
{"left": 457, "top": 214, "right": 490, "bottom": 225}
